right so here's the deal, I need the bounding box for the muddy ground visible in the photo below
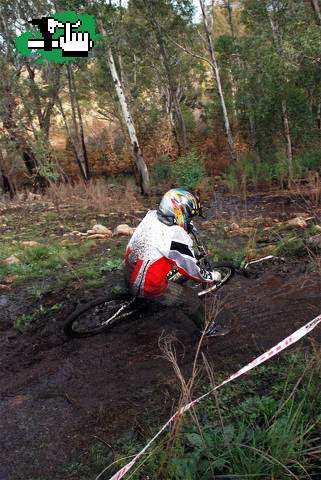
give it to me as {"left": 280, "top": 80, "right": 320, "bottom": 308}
{"left": 0, "top": 190, "right": 320, "bottom": 480}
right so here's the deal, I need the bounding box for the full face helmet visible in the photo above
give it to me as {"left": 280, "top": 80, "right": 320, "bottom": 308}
{"left": 158, "top": 188, "right": 202, "bottom": 231}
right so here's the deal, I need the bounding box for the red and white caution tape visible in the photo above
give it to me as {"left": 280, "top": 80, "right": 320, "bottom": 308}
{"left": 105, "top": 313, "right": 321, "bottom": 480}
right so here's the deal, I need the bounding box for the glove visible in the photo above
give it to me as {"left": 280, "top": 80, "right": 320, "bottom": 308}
{"left": 210, "top": 270, "right": 222, "bottom": 282}
{"left": 200, "top": 269, "right": 222, "bottom": 282}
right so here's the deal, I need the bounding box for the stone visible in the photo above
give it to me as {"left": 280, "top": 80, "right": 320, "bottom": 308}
{"left": 0, "top": 294, "right": 9, "bottom": 305}
{"left": 87, "top": 234, "right": 108, "bottom": 239}
{"left": 238, "top": 227, "right": 256, "bottom": 234}
{"left": 287, "top": 217, "right": 307, "bottom": 228}
{"left": 308, "top": 234, "right": 321, "bottom": 248}
{"left": 3, "top": 255, "right": 21, "bottom": 265}
{"left": 5, "top": 274, "right": 19, "bottom": 283}
{"left": 113, "top": 224, "right": 135, "bottom": 236}
{"left": 27, "top": 192, "right": 41, "bottom": 200}
{"left": 21, "top": 241, "right": 39, "bottom": 248}
{"left": 92, "top": 224, "right": 108, "bottom": 233}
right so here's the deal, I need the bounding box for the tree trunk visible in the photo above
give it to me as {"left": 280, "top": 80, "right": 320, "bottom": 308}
{"left": 0, "top": 147, "right": 16, "bottom": 197}
{"left": 268, "top": 9, "right": 294, "bottom": 181}
{"left": 24, "top": 62, "right": 61, "bottom": 140}
{"left": 41, "top": 63, "right": 62, "bottom": 138}
{"left": 57, "top": 95, "right": 87, "bottom": 182}
{"left": 226, "top": 0, "right": 259, "bottom": 156}
{"left": 65, "top": 65, "right": 90, "bottom": 181}
{"left": 151, "top": 19, "right": 188, "bottom": 156}
{"left": 163, "top": 86, "right": 181, "bottom": 156}
{"left": 311, "top": 0, "right": 321, "bottom": 25}
{"left": 107, "top": 47, "right": 150, "bottom": 195}
{"left": 70, "top": 67, "right": 90, "bottom": 179}
{"left": 199, "top": 0, "right": 236, "bottom": 162}
{"left": 281, "top": 91, "right": 293, "bottom": 180}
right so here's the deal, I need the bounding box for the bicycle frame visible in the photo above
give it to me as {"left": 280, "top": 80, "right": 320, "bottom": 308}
{"left": 168, "top": 223, "right": 224, "bottom": 297}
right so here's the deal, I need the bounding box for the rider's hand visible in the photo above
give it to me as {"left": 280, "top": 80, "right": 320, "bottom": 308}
{"left": 210, "top": 270, "right": 222, "bottom": 282}
{"left": 200, "top": 269, "right": 221, "bottom": 282}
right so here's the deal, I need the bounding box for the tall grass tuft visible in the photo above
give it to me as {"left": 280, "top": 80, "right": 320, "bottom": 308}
{"left": 105, "top": 346, "right": 321, "bottom": 479}
{"left": 45, "top": 178, "right": 139, "bottom": 214}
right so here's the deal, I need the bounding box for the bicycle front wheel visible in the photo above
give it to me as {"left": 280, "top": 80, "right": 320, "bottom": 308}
{"left": 64, "top": 292, "right": 136, "bottom": 338}
{"left": 198, "top": 261, "right": 235, "bottom": 297}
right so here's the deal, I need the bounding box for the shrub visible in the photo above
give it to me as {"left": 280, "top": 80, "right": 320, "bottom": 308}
{"left": 295, "top": 149, "right": 321, "bottom": 173}
{"left": 172, "top": 152, "right": 206, "bottom": 191}
{"left": 224, "top": 153, "right": 273, "bottom": 193}
{"left": 151, "top": 157, "right": 173, "bottom": 187}
{"left": 224, "top": 149, "right": 319, "bottom": 193}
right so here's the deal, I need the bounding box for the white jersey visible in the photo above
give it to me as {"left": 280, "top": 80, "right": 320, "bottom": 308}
{"left": 124, "top": 210, "right": 212, "bottom": 297}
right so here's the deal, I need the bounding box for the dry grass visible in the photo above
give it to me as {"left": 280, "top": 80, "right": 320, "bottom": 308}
{"left": 156, "top": 294, "right": 223, "bottom": 479}
{"left": 45, "top": 178, "right": 140, "bottom": 214}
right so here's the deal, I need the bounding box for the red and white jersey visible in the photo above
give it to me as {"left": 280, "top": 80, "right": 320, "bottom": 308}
{"left": 124, "top": 210, "right": 212, "bottom": 298}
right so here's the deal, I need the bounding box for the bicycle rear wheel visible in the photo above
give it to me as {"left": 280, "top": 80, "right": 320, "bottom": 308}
{"left": 64, "top": 292, "right": 136, "bottom": 338}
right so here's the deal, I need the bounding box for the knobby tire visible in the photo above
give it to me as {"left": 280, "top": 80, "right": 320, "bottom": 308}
{"left": 64, "top": 292, "right": 134, "bottom": 338}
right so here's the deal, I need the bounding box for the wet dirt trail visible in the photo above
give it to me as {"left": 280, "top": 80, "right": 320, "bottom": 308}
{"left": 0, "top": 192, "right": 320, "bottom": 480}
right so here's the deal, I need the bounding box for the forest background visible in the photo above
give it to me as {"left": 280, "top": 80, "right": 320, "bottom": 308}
{"left": 0, "top": 0, "right": 320, "bottom": 198}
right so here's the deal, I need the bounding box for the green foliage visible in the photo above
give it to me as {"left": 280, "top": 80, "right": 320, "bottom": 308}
{"left": 19, "top": 245, "right": 51, "bottom": 264}
{"left": 100, "top": 258, "right": 124, "bottom": 272}
{"left": 224, "top": 149, "right": 319, "bottom": 192}
{"left": 296, "top": 149, "right": 321, "bottom": 173}
{"left": 151, "top": 152, "right": 206, "bottom": 192}
{"left": 172, "top": 152, "right": 206, "bottom": 191}
{"left": 97, "top": 351, "right": 321, "bottom": 480}
{"left": 224, "top": 153, "right": 273, "bottom": 192}
{"left": 180, "top": 104, "right": 195, "bottom": 133}
{"left": 32, "top": 130, "right": 59, "bottom": 181}
{"left": 170, "top": 388, "right": 320, "bottom": 479}
{"left": 14, "top": 313, "right": 36, "bottom": 332}
{"left": 152, "top": 157, "right": 173, "bottom": 187}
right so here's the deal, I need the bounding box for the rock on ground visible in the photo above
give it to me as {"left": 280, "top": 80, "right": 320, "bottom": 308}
{"left": 113, "top": 224, "right": 135, "bottom": 236}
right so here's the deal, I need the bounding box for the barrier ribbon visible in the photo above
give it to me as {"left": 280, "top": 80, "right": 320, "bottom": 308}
{"left": 105, "top": 313, "right": 321, "bottom": 480}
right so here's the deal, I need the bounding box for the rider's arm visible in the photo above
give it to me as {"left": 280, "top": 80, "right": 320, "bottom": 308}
{"left": 164, "top": 228, "right": 213, "bottom": 284}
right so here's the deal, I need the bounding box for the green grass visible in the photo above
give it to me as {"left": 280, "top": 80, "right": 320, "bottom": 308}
{"left": 275, "top": 235, "right": 306, "bottom": 258}
{"left": 13, "top": 302, "right": 62, "bottom": 332}
{"left": 60, "top": 350, "right": 321, "bottom": 479}
{"left": 13, "top": 313, "right": 37, "bottom": 332}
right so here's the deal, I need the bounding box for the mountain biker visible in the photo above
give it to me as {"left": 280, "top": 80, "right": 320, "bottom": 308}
{"left": 123, "top": 188, "right": 231, "bottom": 337}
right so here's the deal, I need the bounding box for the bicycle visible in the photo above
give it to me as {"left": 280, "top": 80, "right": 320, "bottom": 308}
{"left": 64, "top": 225, "right": 235, "bottom": 338}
